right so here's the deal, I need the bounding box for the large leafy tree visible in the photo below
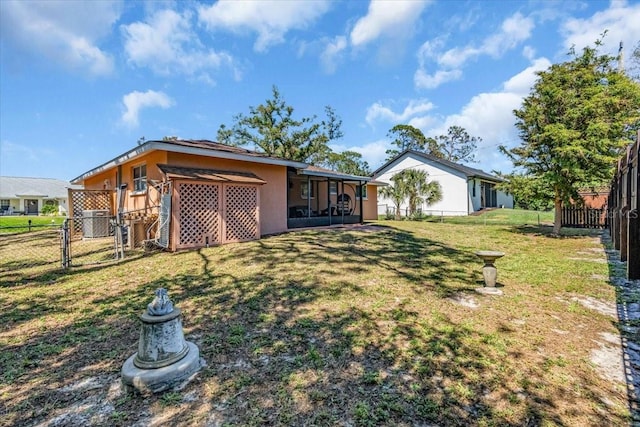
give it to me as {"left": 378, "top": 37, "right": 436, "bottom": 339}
{"left": 501, "top": 40, "right": 640, "bottom": 234}
{"left": 385, "top": 124, "right": 437, "bottom": 161}
{"left": 217, "top": 86, "right": 342, "bottom": 163}
{"left": 323, "top": 151, "right": 371, "bottom": 176}
{"left": 385, "top": 124, "right": 480, "bottom": 163}
{"left": 494, "top": 173, "right": 555, "bottom": 211}
{"left": 433, "top": 125, "right": 480, "bottom": 163}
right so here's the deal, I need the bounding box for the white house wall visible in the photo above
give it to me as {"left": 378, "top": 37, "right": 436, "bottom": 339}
{"left": 376, "top": 154, "right": 470, "bottom": 216}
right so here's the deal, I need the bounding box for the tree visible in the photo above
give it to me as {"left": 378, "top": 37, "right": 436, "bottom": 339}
{"left": 379, "top": 169, "right": 442, "bottom": 219}
{"left": 403, "top": 169, "right": 442, "bottom": 216}
{"left": 494, "top": 172, "right": 555, "bottom": 211}
{"left": 385, "top": 124, "right": 479, "bottom": 164}
{"left": 433, "top": 125, "right": 480, "bottom": 163}
{"left": 323, "top": 151, "right": 371, "bottom": 176}
{"left": 217, "top": 86, "right": 342, "bottom": 163}
{"left": 385, "top": 124, "right": 437, "bottom": 161}
{"left": 501, "top": 39, "right": 640, "bottom": 234}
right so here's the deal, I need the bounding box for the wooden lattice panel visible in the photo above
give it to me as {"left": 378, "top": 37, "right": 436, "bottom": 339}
{"left": 177, "top": 182, "right": 221, "bottom": 248}
{"left": 224, "top": 185, "right": 259, "bottom": 242}
{"left": 68, "top": 190, "right": 112, "bottom": 235}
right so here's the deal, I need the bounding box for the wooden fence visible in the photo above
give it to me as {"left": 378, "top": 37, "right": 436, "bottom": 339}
{"left": 561, "top": 207, "right": 608, "bottom": 228}
{"left": 609, "top": 131, "right": 640, "bottom": 280}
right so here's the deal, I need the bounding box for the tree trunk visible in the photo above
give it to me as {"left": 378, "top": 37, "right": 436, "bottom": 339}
{"left": 553, "top": 196, "right": 563, "bottom": 235}
{"left": 395, "top": 205, "right": 401, "bottom": 221}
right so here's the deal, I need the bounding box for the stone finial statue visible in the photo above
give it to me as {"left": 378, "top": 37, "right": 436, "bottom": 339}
{"left": 147, "top": 288, "right": 174, "bottom": 315}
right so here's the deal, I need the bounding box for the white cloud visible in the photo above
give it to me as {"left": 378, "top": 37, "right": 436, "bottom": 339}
{"left": 198, "top": 0, "right": 331, "bottom": 52}
{"left": 414, "top": 68, "right": 462, "bottom": 89}
{"left": 560, "top": 0, "right": 640, "bottom": 61}
{"left": 424, "top": 57, "right": 551, "bottom": 172}
{"left": 121, "top": 90, "right": 174, "bottom": 127}
{"left": 415, "top": 12, "right": 534, "bottom": 90}
{"left": 122, "top": 9, "right": 237, "bottom": 83}
{"left": 0, "top": 0, "right": 121, "bottom": 76}
{"left": 365, "top": 99, "right": 435, "bottom": 125}
{"left": 320, "top": 36, "right": 348, "bottom": 74}
{"left": 350, "top": 0, "right": 431, "bottom": 47}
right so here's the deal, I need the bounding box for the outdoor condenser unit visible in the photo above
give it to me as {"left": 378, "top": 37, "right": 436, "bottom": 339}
{"left": 82, "top": 209, "right": 111, "bottom": 238}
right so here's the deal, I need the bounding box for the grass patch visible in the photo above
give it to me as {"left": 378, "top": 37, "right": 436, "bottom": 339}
{"left": 0, "top": 217, "right": 628, "bottom": 426}
{"left": 0, "top": 216, "right": 65, "bottom": 234}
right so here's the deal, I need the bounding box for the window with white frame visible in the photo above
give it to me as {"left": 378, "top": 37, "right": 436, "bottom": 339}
{"left": 301, "top": 181, "right": 315, "bottom": 199}
{"left": 1, "top": 200, "right": 9, "bottom": 212}
{"left": 133, "top": 164, "right": 147, "bottom": 192}
{"left": 356, "top": 185, "right": 368, "bottom": 199}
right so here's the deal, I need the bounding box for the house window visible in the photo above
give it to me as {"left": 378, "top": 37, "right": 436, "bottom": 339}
{"left": 133, "top": 164, "right": 147, "bottom": 192}
{"left": 330, "top": 181, "right": 337, "bottom": 195}
{"left": 1, "top": 199, "right": 9, "bottom": 212}
{"left": 356, "top": 185, "right": 368, "bottom": 200}
{"left": 301, "top": 181, "right": 315, "bottom": 199}
{"left": 472, "top": 180, "right": 476, "bottom": 197}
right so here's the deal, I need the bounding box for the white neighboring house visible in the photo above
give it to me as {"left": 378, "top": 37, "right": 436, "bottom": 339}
{"left": 0, "top": 176, "right": 81, "bottom": 215}
{"left": 372, "top": 150, "right": 514, "bottom": 216}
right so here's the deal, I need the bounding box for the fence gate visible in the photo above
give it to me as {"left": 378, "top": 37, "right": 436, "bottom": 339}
{"left": 63, "top": 189, "right": 121, "bottom": 267}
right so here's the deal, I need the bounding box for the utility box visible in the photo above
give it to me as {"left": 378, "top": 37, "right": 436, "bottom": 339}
{"left": 82, "top": 209, "right": 111, "bottom": 238}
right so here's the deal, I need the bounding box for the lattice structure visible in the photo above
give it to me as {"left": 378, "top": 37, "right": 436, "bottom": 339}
{"left": 176, "top": 182, "right": 221, "bottom": 249}
{"left": 225, "top": 185, "right": 259, "bottom": 242}
{"left": 68, "top": 189, "right": 112, "bottom": 236}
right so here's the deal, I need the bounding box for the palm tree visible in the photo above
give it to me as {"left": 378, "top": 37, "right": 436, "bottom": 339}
{"left": 379, "top": 173, "right": 408, "bottom": 220}
{"left": 403, "top": 169, "right": 442, "bottom": 216}
{"left": 380, "top": 169, "right": 442, "bottom": 220}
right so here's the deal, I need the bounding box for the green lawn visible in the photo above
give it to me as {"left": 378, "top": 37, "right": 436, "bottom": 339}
{"left": 0, "top": 215, "right": 628, "bottom": 426}
{"left": 0, "top": 216, "right": 65, "bottom": 233}
{"left": 382, "top": 208, "right": 555, "bottom": 225}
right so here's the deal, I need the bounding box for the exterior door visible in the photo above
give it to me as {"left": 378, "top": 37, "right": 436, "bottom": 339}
{"left": 25, "top": 199, "right": 38, "bottom": 214}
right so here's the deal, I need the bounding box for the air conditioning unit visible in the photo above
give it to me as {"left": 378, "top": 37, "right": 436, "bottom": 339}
{"left": 82, "top": 209, "right": 111, "bottom": 238}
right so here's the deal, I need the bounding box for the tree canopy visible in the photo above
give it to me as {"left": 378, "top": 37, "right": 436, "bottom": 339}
{"left": 385, "top": 124, "right": 480, "bottom": 164}
{"left": 217, "top": 86, "right": 342, "bottom": 164}
{"left": 322, "top": 151, "right": 371, "bottom": 176}
{"left": 501, "top": 39, "right": 640, "bottom": 234}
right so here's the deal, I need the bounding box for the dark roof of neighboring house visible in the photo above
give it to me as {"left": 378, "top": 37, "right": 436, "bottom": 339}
{"left": 372, "top": 150, "right": 503, "bottom": 182}
{"left": 0, "top": 176, "right": 81, "bottom": 199}
{"left": 71, "top": 139, "right": 308, "bottom": 184}
{"left": 157, "top": 164, "right": 266, "bottom": 185}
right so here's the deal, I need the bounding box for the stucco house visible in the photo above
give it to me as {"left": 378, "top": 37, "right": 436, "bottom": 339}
{"left": 0, "top": 176, "right": 79, "bottom": 215}
{"left": 70, "top": 139, "right": 379, "bottom": 251}
{"left": 372, "top": 150, "right": 514, "bottom": 216}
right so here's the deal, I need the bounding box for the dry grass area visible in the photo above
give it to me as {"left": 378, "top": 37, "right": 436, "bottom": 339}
{"left": 0, "top": 220, "right": 629, "bottom": 426}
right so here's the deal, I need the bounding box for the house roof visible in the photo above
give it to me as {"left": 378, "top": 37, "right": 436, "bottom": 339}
{"left": 157, "top": 164, "right": 266, "bottom": 185}
{"left": 71, "top": 139, "right": 308, "bottom": 184}
{"left": 297, "top": 164, "right": 372, "bottom": 182}
{"left": 372, "top": 150, "right": 503, "bottom": 182}
{"left": 0, "top": 176, "right": 81, "bottom": 199}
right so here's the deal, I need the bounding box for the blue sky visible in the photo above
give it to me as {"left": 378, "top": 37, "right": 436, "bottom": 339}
{"left": 1, "top": 0, "right": 639, "bottom": 181}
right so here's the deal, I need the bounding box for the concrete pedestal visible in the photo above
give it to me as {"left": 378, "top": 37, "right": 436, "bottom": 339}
{"left": 122, "top": 341, "right": 202, "bottom": 394}
{"left": 121, "top": 288, "right": 203, "bottom": 394}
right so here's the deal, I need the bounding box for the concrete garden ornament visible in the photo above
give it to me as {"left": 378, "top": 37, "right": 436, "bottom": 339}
{"left": 121, "top": 288, "right": 204, "bottom": 394}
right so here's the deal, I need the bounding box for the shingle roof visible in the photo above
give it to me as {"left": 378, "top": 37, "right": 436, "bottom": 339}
{"left": 71, "top": 139, "right": 308, "bottom": 184}
{"left": 372, "top": 150, "right": 503, "bottom": 182}
{"left": 0, "top": 176, "right": 81, "bottom": 199}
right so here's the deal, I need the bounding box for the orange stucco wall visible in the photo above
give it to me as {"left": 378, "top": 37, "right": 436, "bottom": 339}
{"left": 166, "top": 152, "right": 287, "bottom": 235}
{"left": 363, "top": 185, "right": 378, "bottom": 221}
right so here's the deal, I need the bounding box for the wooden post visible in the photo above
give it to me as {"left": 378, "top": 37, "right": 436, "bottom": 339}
{"left": 629, "top": 137, "right": 640, "bottom": 279}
